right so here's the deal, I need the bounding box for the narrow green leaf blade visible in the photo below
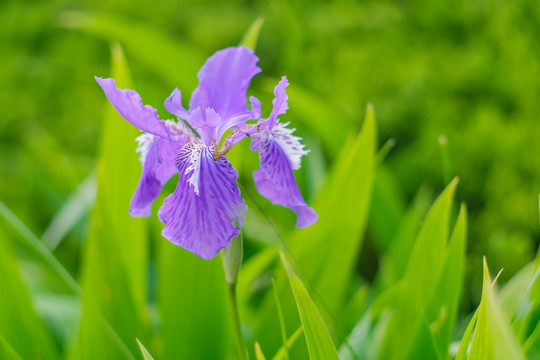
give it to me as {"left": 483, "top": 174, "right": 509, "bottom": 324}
{"left": 240, "top": 16, "right": 265, "bottom": 50}
{"left": 158, "top": 236, "right": 232, "bottom": 360}
{"left": 378, "top": 177, "right": 459, "bottom": 359}
{"left": 455, "top": 308, "right": 479, "bottom": 360}
{"left": 281, "top": 252, "right": 339, "bottom": 360}
{"left": 254, "top": 105, "right": 376, "bottom": 356}
{"left": 71, "top": 43, "right": 148, "bottom": 359}
{"left": 408, "top": 204, "right": 468, "bottom": 359}
{"left": 0, "top": 226, "right": 59, "bottom": 359}
{"left": 137, "top": 338, "right": 155, "bottom": 360}
{"left": 255, "top": 342, "right": 268, "bottom": 360}
{"left": 272, "top": 327, "right": 304, "bottom": 360}
{"left": 468, "top": 259, "right": 525, "bottom": 360}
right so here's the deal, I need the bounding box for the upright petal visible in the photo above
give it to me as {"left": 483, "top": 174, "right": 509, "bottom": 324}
{"left": 189, "top": 46, "right": 261, "bottom": 120}
{"left": 157, "top": 141, "right": 247, "bottom": 259}
{"left": 220, "top": 77, "right": 290, "bottom": 153}
{"left": 251, "top": 125, "right": 317, "bottom": 228}
{"left": 266, "top": 76, "right": 289, "bottom": 129}
{"left": 164, "top": 88, "right": 191, "bottom": 120}
{"left": 130, "top": 136, "right": 183, "bottom": 217}
{"left": 96, "top": 77, "right": 176, "bottom": 139}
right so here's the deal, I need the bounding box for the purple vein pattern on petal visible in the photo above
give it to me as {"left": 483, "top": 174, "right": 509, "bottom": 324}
{"left": 130, "top": 135, "right": 183, "bottom": 217}
{"left": 189, "top": 46, "right": 261, "bottom": 121}
{"left": 251, "top": 126, "right": 317, "bottom": 228}
{"left": 157, "top": 141, "right": 247, "bottom": 259}
{"left": 95, "top": 77, "right": 172, "bottom": 138}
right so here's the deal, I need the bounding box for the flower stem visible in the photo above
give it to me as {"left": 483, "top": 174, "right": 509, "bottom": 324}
{"left": 227, "top": 282, "right": 249, "bottom": 360}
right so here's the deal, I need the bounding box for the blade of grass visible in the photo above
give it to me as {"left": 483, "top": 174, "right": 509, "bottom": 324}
{"left": 455, "top": 308, "right": 479, "bottom": 360}
{"left": 157, "top": 235, "right": 232, "bottom": 360}
{"left": 253, "top": 105, "right": 376, "bottom": 356}
{"left": 272, "top": 327, "right": 303, "bottom": 360}
{"left": 0, "top": 200, "right": 80, "bottom": 294}
{"left": 378, "top": 177, "right": 459, "bottom": 359}
{"left": 273, "top": 278, "right": 290, "bottom": 360}
{"left": 280, "top": 252, "right": 339, "bottom": 360}
{"left": 0, "top": 334, "right": 24, "bottom": 360}
{"left": 468, "top": 258, "right": 525, "bottom": 360}
{"left": 42, "top": 172, "right": 96, "bottom": 250}
{"left": 0, "top": 226, "right": 59, "bottom": 359}
{"left": 408, "top": 204, "right": 468, "bottom": 359}
{"left": 255, "top": 342, "right": 268, "bottom": 360}
{"left": 137, "top": 338, "right": 155, "bottom": 360}
{"left": 71, "top": 43, "right": 148, "bottom": 359}
{"left": 240, "top": 16, "right": 265, "bottom": 50}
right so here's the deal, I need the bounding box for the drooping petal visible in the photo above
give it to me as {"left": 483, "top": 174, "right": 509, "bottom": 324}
{"left": 157, "top": 141, "right": 247, "bottom": 259}
{"left": 130, "top": 135, "right": 183, "bottom": 217}
{"left": 251, "top": 127, "right": 317, "bottom": 228}
{"left": 95, "top": 77, "right": 173, "bottom": 139}
{"left": 189, "top": 46, "right": 261, "bottom": 120}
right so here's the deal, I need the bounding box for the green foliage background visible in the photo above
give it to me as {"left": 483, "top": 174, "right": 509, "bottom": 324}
{"left": 1, "top": 0, "right": 540, "bottom": 359}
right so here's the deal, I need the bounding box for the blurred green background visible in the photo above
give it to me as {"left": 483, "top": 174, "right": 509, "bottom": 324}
{"left": 2, "top": 0, "right": 539, "bottom": 311}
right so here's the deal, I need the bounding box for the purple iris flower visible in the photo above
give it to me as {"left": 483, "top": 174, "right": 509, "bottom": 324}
{"left": 95, "top": 46, "right": 317, "bottom": 259}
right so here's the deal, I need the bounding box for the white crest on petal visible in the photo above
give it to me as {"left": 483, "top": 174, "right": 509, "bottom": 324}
{"left": 177, "top": 140, "right": 213, "bottom": 196}
{"left": 165, "top": 119, "right": 196, "bottom": 141}
{"left": 272, "top": 122, "right": 309, "bottom": 170}
{"left": 135, "top": 132, "right": 154, "bottom": 165}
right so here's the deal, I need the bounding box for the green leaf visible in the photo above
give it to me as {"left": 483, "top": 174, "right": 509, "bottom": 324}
{"left": 137, "top": 338, "right": 155, "bottom": 360}
{"left": 408, "top": 204, "right": 468, "bottom": 359}
{"left": 255, "top": 342, "right": 268, "bottom": 360}
{"left": 468, "top": 258, "right": 525, "bottom": 360}
{"left": 0, "top": 200, "right": 80, "bottom": 294}
{"left": 273, "top": 278, "right": 291, "bottom": 360}
{"left": 499, "top": 261, "right": 535, "bottom": 320}
{"left": 71, "top": 43, "right": 148, "bottom": 360}
{"left": 280, "top": 252, "right": 339, "bottom": 360}
{"left": 272, "top": 327, "right": 304, "bottom": 360}
{"left": 293, "top": 103, "right": 376, "bottom": 315}
{"left": 240, "top": 16, "right": 265, "bottom": 50}
{"left": 253, "top": 105, "right": 376, "bottom": 356}
{"left": 0, "top": 334, "right": 23, "bottom": 360}
{"left": 377, "top": 185, "right": 431, "bottom": 288}
{"left": 0, "top": 226, "right": 59, "bottom": 359}
{"left": 42, "top": 173, "right": 96, "bottom": 250}
{"left": 455, "top": 308, "right": 479, "bottom": 360}
{"left": 377, "top": 177, "right": 459, "bottom": 359}
{"left": 157, "top": 234, "right": 232, "bottom": 360}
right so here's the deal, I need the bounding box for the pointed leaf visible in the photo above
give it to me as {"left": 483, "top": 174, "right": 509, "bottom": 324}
{"left": 72, "top": 43, "right": 148, "bottom": 359}
{"left": 137, "top": 338, "right": 155, "bottom": 360}
{"left": 240, "top": 16, "right": 265, "bottom": 50}
{"left": 281, "top": 252, "right": 339, "bottom": 360}
{"left": 378, "top": 177, "right": 459, "bottom": 359}
{"left": 468, "top": 259, "right": 525, "bottom": 360}
{"left": 0, "top": 226, "right": 59, "bottom": 359}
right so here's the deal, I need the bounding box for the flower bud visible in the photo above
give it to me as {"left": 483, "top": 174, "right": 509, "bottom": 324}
{"left": 221, "top": 232, "right": 243, "bottom": 285}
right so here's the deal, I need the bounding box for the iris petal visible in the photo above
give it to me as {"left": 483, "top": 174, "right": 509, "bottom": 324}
{"left": 190, "top": 46, "right": 261, "bottom": 121}
{"left": 251, "top": 128, "right": 317, "bottom": 228}
{"left": 130, "top": 136, "right": 183, "bottom": 217}
{"left": 95, "top": 77, "right": 174, "bottom": 139}
{"left": 158, "top": 141, "right": 247, "bottom": 259}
